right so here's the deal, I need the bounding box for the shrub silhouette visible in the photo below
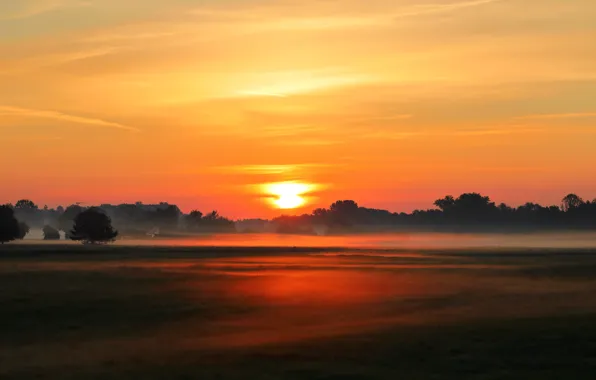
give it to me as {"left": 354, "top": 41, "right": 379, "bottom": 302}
{"left": 0, "top": 205, "right": 21, "bottom": 244}
{"left": 70, "top": 208, "right": 118, "bottom": 244}
{"left": 43, "top": 225, "right": 61, "bottom": 240}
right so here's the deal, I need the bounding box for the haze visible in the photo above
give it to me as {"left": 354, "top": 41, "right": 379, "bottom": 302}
{"left": 1, "top": 0, "right": 595, "bottom": 218}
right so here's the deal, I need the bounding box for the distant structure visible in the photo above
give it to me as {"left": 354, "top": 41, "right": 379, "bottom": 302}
{"left": 146, "top": 227, "right": 160, "bottom": 238}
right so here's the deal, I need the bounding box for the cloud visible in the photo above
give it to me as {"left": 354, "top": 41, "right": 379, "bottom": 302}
{"left": 221, "top": 165, "right": 303, "bottom": 175}
{"left": 0, "top": 105, "right": 139, "bottom": 132}
{"left": 236, "top": 91, "right": 288, "bottom": 98}
{"left": 273, "top": 139, "right": 343, "bottom": 146}
{"left": 0, "top": 0, "right": 90, "bottom": 20}
{"left": 468, "top": 165, "right": 548, "bottom": 173}
{"left": 393, "top": 0, "right": 504, "bottom": 19}
{"left": 4, "top": 135, "right": 63, "bottom": 142}
{"left": 349, "top": 114, "right": 413, "bottom": 126}
{"left": 236, "top": 70, "right": 376, "bottom": 98}
{"left": 452, "top": 127, "right": 544, "bottom": 136}
{"left": 190, "top": 0, "right": 505, "bottom": 30}
{"left": 217, "top": 163, "right": 337, "bottom": 175}
{"left": 362, "top": 126, "right": 542, "bottom": 140}
{"left": 261, "top": 124, "right": 327, "bottom": 137}
{"left": 362, "top": 131, "right": 423, "bottom": 140}
{"left": 517, "top": 113, "right": 596, "bottom": 120}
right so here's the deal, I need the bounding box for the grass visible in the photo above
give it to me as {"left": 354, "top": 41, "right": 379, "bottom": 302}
{"left": 2, "top": 244, "right": 596, "bottom": 379}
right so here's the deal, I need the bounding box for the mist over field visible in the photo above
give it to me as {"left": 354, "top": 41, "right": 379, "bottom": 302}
{"left": 3, "top": 242, "right": 596, "bottom": 379}
{"left": 17, "top": 231, "right": 596, "bottom": 251}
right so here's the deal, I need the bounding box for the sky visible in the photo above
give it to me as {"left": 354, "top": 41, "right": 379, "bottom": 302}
{"left": 1, "top": 0, "right": 595, "bottom": 218}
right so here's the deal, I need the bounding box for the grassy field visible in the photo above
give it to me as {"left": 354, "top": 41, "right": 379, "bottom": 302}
{"left": 2, "top": 244, "right": 596, "bottom": 379}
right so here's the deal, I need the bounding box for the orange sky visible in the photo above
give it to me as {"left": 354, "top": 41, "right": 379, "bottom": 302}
{"left": 1, "top": 0, "right": 595, "bottom": 218}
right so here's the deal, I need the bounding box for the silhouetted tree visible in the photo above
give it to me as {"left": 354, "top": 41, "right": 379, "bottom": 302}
{"left": 189, "top": 210, "right": 203, "bottom": 219}
{"left": 17, "top": 222, "right": 30, "bottom": 240}
{"left": 15, "top": 199, "right": 38, "bottom": 210}
{"left": 43, "top": 225, "right": 61, "bottom": 240}
{"left": 312, "top": 208, "right": 328, "bottom": 217}
{"left": 443, "top": 193, "right": 497, "bottom": 223}
{"left": 329, "top": 200, "right": 360, "bottom": 226}
{"left": 0, "top": 205, "right": 20, "bottom": 244}
{"left": 70, "top": 208, "right": 118, "bottom": 244}
{"left": 274, "top": 214, "right": 315, "bottom": 234}
{"left": 186, "top": 210, "right": 204, "bottom": 229}
{"left": 311, "top": 208, "right": 329, "bottom": 224}
{"left": 434, "top": 195, "right": 456, "bottom": 211}
{"left": 330, "top": 200, "right": 359, "bottom": 214}
{"left": 203, "top": 210, "right": 220, "bottom": 221}
{"left": 201, "top": 210, "right": 235, "bottom": 231}
{"left": 561, "top": 194, "right": 584, "bottom": 212}
{"left": 88, "top": 203, "right": 189, "bottom": 236}
{"left": 13, "top": 199, "right": 41, "bottom": 227}
{"left": 151, "top": 205, "right": 181, "bottom": 229}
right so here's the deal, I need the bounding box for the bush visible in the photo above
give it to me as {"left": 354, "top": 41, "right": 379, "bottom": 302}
{"left": 70, "top": 208, "right": 118, "bottom": 244}
{"left": 0, "top": 206, "right": 20, "bottom": 244}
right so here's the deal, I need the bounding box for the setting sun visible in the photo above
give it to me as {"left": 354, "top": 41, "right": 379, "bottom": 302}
{"left": 275, "top": 194, "right": 304, "bottom": 209}
{"left": 262, "top": 182, "right": 316, "bottom": 210}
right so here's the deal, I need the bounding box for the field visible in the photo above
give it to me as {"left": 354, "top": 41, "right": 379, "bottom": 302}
{"left": 2, "top": 243, "right": 596, "bottom": 379}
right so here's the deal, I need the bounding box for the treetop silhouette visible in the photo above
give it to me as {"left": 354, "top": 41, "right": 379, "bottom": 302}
{"left": 70, "top": 208, "right": 118, "bottom": 244}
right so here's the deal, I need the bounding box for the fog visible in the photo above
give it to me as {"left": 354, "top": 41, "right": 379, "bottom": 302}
{"left": 20, "top": 231, "right": 595, "bottom": 250}
{"left": 4, "top": 243, "right": 596, "bottom": 379}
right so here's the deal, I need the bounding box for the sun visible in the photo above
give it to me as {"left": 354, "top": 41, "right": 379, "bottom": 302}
{"left": 262, "top": 182, "right": 315, "bottom": 210}
{"left": 274, "top": 193, "right": 305, "bottom": 209}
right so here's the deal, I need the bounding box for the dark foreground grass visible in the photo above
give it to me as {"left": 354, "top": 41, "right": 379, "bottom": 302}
{"left": 2, "top": 245, "right": 596, "bottom": 379}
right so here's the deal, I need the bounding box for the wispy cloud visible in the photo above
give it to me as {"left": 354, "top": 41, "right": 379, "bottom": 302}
{"left": 236, "top": 70, "right": 376, "bottom": 98}
{"left": 452, "top": 127, "right": 544, "bottom": 136}
{"left": 468, "top": 165, "right": 548, "bottom": 173}
{"left": 0, "top": 105, "right": 139, "bottom": 132}
{"left": 261, "top": 124, "right": 326, "bottom": 137}
{"left": 362, "top": 126, "right": 541, "bottom": 140}
{"left": 517, "top": 112, "right": 596, "bottom": 120}
{"left": 4, "top": 135, "right": 63, "bottom": 142}
{"left": 394, "top": 0, "right": 504, "bottom": 19}
{"left": 362, "top": 131, "right": 423, "bottom": 140}
{"left": 222, "top": 165, "right": 303, "bottom": 175}
{"left": 0, "top": 0, "right": 90, "bottom": 20}
{"left": 274, "top": 139, "right": 343, "bottom": 146}
{"left": 189, "top": 0, "right": 505, "bottom": 32}
{"left": 218, "top": 163, "right": 336, "bottom": 175}
{"left": 349, "top": 114, "right": 413, "bottom": 127}
{"left": 236, "top": 91, "right": 288, "bottom": 98}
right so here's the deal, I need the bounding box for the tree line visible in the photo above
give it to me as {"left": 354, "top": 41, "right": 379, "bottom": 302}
{"left": 273, "top": 193, "right": 596, "bottom": 233}
{"left": 0, "top": 201, "right": 234, "bottom": 244}
{"left": 1, "top": 193, "right": 595, "bottom": 244}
